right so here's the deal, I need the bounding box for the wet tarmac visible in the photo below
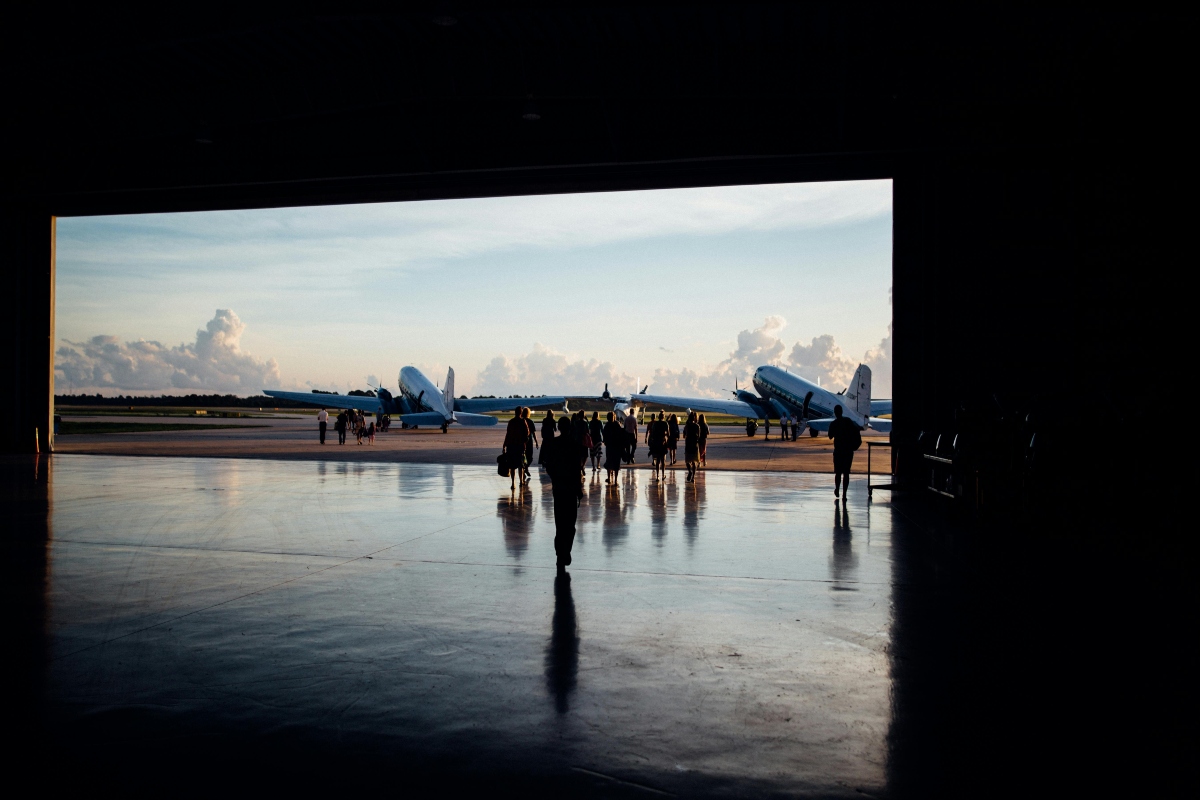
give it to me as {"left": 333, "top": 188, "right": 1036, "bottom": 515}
{"left": 3, "top": 454, "right": 1183, "bottom": 797}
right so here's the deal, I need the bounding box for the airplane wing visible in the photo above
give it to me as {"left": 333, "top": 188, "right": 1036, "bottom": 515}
{"left": 634, "top": 393, "right": 765, "bottom": 418}
{"left": 454, "top": 396, "right": 566, "bottom": 413}
{"left": 263, "top": 390, "right": 383, "bottom": 414}
{"left": 808, "top": 416, "right": 892, "bottom": 433}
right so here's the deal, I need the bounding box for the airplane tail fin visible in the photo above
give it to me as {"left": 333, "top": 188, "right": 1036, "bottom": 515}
{"left": 443, "top": 367, "right": 456, "bottom": 414}
{"left": 846, "top": 364, "right": 872, "bottom": 418}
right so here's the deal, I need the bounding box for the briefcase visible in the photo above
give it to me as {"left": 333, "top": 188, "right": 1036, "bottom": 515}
{"left": 496, "top": 453, "right": 509, "bottom": 477}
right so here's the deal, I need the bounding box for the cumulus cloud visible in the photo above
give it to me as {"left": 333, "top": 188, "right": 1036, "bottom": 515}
{"left": 475, "top": 344, "right": 637, "bottom": 396}
{"left": 55, "top": 309, "right": 280, "bottom": 395}
{"left": 650, "top": 314, "right": 891, "bottom": 397}
{"left": 787, "top": 335, "right": 857, "bottom": 389}
{"left": 476, "top": 307, "right": 894, "bottom": 402}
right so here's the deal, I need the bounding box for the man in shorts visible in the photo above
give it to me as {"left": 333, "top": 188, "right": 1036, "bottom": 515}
{"left": 827, "top": 405, "right": 862, "bottom": 500}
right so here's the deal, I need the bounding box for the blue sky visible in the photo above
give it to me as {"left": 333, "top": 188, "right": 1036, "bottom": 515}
{"left": 54, "top": 180, "right": 893, "bottom": 398}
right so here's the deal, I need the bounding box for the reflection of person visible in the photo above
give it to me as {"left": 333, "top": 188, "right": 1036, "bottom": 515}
{"left": 546, "top": 416, "right": 585, "bottom": 572}
{"left": 545, "top": 573, "right": 578, "bottom": 713}
{"left": 828, "top": 405, "right": 863, "bottom": 499}
{"left": 317, "top": 407, "right": 328, "bottom": 444}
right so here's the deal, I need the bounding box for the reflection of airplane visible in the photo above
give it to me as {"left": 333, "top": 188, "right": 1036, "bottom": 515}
{"left": 632, "top": 364, "right": 892, "bottom": 435}
{"left": 264, "top": 366, "right": 566, "bottom": 433}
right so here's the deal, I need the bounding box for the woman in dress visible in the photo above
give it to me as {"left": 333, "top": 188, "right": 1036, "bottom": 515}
{"left": 698, "top": 412, "right": 710, "bottom": 467}
{"left": 667, "top": 413, "right": 680, "bottom": 465}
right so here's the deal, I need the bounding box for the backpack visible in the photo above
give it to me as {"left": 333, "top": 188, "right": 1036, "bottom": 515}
{"left": 849, "top": 426, "right": 862, "bottom": 451}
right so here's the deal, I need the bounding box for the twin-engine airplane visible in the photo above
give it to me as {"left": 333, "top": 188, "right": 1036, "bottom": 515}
{"left": 264, "top": 366, "right": 564, "bottom": 433}
{"left": 632, "top": 364, "right": 892, "bottom": 435}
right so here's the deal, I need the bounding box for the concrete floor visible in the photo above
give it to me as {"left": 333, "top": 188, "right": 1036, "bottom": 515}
{"left": 3, "top": 454, "right": 1183, "bottom": 797}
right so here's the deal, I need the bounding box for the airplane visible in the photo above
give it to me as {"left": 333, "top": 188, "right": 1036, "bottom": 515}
{"left": 264, "top": 366, "right": 566, "bottom": 433}
{"left": 630, "top": 364, "right": 892, "bottom": 436}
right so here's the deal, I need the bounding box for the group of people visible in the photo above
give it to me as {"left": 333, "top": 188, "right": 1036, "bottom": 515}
{"left": 746, "top": 415, "right": 807, "bottom": 440}
{"left": 642, "top": 411, "right": 710, "bottom": 482}
{"left": 317, "top": 407, "right": 385, "bottom": 445}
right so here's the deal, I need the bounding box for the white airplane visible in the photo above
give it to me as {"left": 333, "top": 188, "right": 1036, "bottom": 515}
{"left": 631, "top": 364, "right": 892, "bottom": 435}
{"left": 264, "top": 366, "right": 566, "bottom": 433}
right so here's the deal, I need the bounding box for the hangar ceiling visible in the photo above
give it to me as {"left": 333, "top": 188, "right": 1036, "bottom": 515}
{"left": 7, "top": 4, "right": 1179, "bottom": 214}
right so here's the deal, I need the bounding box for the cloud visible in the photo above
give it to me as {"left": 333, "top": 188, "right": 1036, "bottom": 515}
{"left": 475, "top": 300, "right": 894, "bottom": 402}
{"left": 57, "top": 181, "right": 893, "bottom": 282}
{"left": 787, "top": 335, "right": 857, "bottom": 389}
{"left": 649, "top": 314, "right": 892, "bottom": 398}
{"left": 55, "top": 309, "right": 280, "bottom": 395}
{"left": 475, "top": 344, "right": 637, "bottom": 397}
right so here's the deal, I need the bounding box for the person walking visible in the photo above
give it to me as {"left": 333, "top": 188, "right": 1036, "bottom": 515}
{"left": 539, "top": 410, "right": 556, "bottom": 467}
{"left": 667, "top": 413, "right": 680, "bottom": 465}
{"left": 317, "top": 407, "right": 328, "bottom": 444}
{"left": 588, "top": 412, "right": 603, "bottom": 472}
{"left": 603, "top": 411, "right": 624, "bottom": 483}
{"left": 522, "top": 407, "right": 538, "bottom": 481}
{"left": 503, "top": 406, "right": 529, "bottom": 489}
{"left": 827, "top": 405, "right": 863, "bottom": 500}
{"left": 684, "top": 411, "right": 701, "bottom": 482}
{"left": 545, "top": 416, "right": 585, "bottom": 573}
{"left": 649, "top": 412, "right": 669, "bottom": 479}
{"left": 698, "top": 412, "right": 710, "bottom": 467}
{"left": 623, "top": 412, "right": 639, "bottom": 463}
{"left": 572, "top": 411, "right": 588, "bottom": 477}
{"left": 335, "top": 410, "right": 348, "bottom": 445}
{"left": 366, "top": 421, "right": 376, "bottom": 444}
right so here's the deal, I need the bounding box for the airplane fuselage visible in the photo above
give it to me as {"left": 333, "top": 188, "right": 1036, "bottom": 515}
{"left": 398, "top": 366, "right": 448, "bottom": 417}
{"left": 752, "top": 365, "right": 868, "bottom": 427}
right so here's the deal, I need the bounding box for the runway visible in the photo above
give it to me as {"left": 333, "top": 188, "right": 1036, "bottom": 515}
{"left": 54, "top": 414, "right": 890, "bottom": 474}
{"left": 26, "top": 454, "right": 895, "bottom": 796}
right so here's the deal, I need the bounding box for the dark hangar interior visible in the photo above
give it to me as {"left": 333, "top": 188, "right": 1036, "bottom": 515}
{"left": 2, "top": 4, "right": 1187, "bottom": 797}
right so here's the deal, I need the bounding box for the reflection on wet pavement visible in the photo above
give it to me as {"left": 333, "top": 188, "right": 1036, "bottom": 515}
{"left": 25, "top": 454, "right": 901, "bottom": 796}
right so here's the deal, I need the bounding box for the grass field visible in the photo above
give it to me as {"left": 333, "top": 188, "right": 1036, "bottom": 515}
{"left": 58, "top": 421, "right": 271, "bottom": 435}
{"left": 58, "top": 406, "right": 298, "bottom": 418}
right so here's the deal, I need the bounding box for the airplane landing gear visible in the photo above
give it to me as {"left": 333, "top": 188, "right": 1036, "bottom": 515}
{"left": 441, "top": 422, "right": 449, "bottom": 433}
{"left": 809, "top": 427, "right": 819, "bottom": 437}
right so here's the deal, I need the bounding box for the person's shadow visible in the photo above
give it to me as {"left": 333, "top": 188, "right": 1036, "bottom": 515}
{"left": 544, "top": 573, "right": 579, "bottom": 713}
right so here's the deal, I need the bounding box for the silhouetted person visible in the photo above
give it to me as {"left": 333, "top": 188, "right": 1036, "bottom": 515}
{"left": 317, "top": 407, "right": 328, "bottom": 444}
{"left": 649, "top": 412, "right": 669, "bottom": 478}
{"left": 539, "top": 410, "right": 555, "bottom": 467}
{"left": 623, "top": 412, "right": 638, "bottom": 463}
{"left": 335, "top": 410, "right": 347, "bottom": 444}
{"left": 588, "top": 412, "right": 603, "bottom": 472}
{"left": 503, "top": 406, "right": 529, "bottom": 489}
{"left": 545, "top": 416, "right": 584, "bottom": 571}
{"left": 684, "top": 411, "right": 701, "bottom": 482}
{"left": 545, "top": 572, "right": 578, "bottom": 713}
{"left": 522, "top": 407, "right": 537, "bottom": 481}
{"left": 828, "top": 404, "right": 863, "bottom": 499}
{"left": 603, "top": 411, "right": 624, "bottom": 483}
{"left": 698, "top": 412, "right": 710, "bottom": 467}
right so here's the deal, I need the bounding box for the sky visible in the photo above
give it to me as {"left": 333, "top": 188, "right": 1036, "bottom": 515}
{"left": 54, "top": 180, "right": 893, "bottom": 399}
